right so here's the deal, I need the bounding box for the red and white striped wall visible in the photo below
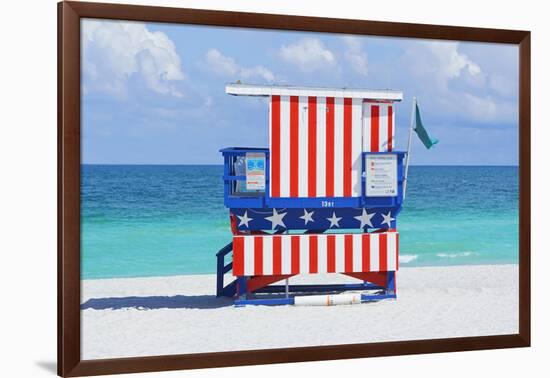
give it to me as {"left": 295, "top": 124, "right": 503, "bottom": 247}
{"left": 269, "top": 96, "right": 395, "bottom": 198}
{"left": 363, "top": 101, "right": 395, "bottom": 153}
{"left": 232, "top": 232, "right": 399, "bottom": 277}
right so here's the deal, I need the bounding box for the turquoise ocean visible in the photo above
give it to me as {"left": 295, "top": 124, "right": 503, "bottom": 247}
{"left": 81, "top": 165, "right": 518, "bottom": 280}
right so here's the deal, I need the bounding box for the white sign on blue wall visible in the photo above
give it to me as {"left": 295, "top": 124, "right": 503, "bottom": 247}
{"left": 365, "top": 154, "right": 397, "bottom": 197}
{"left": 245, "top": 152, "right": 266, "bottom": 191}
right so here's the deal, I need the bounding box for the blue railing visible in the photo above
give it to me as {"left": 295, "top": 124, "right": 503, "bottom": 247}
{"left": 216, "top": 242, "right": 237, "bottom": 297}
{"left": 220, "top": 147, "right": 269, "bottom": 208}
{"left": 220, "top": 147, "right": 406, "bottom": 210}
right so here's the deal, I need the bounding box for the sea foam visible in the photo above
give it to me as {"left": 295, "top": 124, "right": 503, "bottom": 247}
{"left": 436, "top": 252, "right": 473, "bottom": 258}
{"left": 399, "top": 254, "right": 418, "bottom": 263}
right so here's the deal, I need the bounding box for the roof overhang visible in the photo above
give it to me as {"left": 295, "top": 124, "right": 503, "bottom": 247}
{"left": 225, "top": 83, "right": 403, "bottom": 101}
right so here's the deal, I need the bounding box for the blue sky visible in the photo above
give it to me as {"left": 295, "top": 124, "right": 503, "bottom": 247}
{"left": 81, "top": 19, "right": 519, "bottom": 165}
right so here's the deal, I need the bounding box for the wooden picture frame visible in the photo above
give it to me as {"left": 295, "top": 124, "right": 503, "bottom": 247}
{"left": 58, "top": 1, "right": 531, "bottom": 376}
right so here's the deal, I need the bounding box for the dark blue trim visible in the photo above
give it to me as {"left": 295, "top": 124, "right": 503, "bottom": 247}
{"left": 220, "top": 147, "right": 269, "bottom": 153}
{"left": 223, "top": 175, "right": 246, "bottom": 181}
{"left": 235, "top": 297, "right": 295, "bottom": 306}
{"left": 234, "top": 293, "right": 397, "bottom": 306}
{"left": 254, "top": 283, "right": 384, "bottom": 293}
{"left": 360, "top": 293, "right": 397, "bottom": 301}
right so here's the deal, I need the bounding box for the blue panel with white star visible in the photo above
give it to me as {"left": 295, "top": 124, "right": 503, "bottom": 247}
{"left": 232, "top": 208, "right": 397, "bottom": 231}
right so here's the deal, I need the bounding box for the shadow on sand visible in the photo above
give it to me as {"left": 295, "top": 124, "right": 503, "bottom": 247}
{"left": 81, "top": 294, "right": 233, "bottom": 310}
{"left": 35, "top": 361, "right": 57, "bottom": 374}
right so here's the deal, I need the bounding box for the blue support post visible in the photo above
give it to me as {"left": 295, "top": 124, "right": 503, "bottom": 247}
{"left": 236, "top": 276, "right": 248, "bottom": 299}
{"left": 386, "top": 271, "right": 396, "bottom": 296}
{"left": 216, "top": 252, "right": 224, "bottom": 297}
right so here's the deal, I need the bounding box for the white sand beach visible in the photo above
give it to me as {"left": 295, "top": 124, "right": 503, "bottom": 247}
{"left": 81, "top": 264, "right": 518, "bottom": 360}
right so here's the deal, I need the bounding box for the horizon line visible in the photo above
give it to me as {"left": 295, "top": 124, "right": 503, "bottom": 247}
{"left": 81, "top": 163, "right": 519, "bottom": 167}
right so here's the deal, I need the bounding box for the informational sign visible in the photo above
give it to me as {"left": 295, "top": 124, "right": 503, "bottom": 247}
{"left": 245, "top": 152, "right": 266, "bottom": 191}
{"left": 365, "top": 154, "right": 397, "bottom": 197}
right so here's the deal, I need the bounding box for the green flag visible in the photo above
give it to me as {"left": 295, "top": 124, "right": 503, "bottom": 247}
{"left": 414, "top": 103, "right": 438, "bottom": 149}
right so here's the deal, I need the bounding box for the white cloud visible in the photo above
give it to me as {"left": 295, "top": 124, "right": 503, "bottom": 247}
{"left": 82, "top": 20, "right": 184, "bottom": 98}
{"left": 204, "top": 48, "right": 275, "bottom": 82}
{"left": 423, "top": 41, "right": 482, "bottom": 91}
{"left": 427, "top": 43, "right": 517, "bottom": 124}
{"left": 342, "top": 36, "right": 368, "bottom": 76}
{"left": 399, "top": 40, "right": 518, "bottom": 124}
{"left": 461, "top": 94, "right": 517, "bottom": 123}
{"left": 204, "top": 48, "right": 239, "bottom": 76}
{"left": 278, "top": 38, "right": 336, "bottom": 72}
{"left": 427, "top": 41, "right": 481, "bottom": 78}
{"left": 240, "top": 66, "right": 275, "bottom": 82}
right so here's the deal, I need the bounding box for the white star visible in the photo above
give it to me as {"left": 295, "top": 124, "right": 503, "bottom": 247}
{"left": 326, "top": 212, "right": 342, "bottom": 228}
{"left": 299, "top": 209, "right": 315, "bottom": 225}
{"left": 237, "top": 211, "right": 253, "bottom": 228}
{"left": 381, "top": 211, "right": 395, "bottom": 227}
{"left": 265, "top": 208, "right": 287, "bottom": 230}
{"left": 354, "top": 209, "right": 375, "bottom": 229}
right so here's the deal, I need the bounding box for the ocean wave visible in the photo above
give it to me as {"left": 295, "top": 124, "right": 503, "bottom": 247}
{"left": 399, "top": 254, "right": 418, "bottom": 263}
{"left": 436, "top": 252, "right": 474, "bottom": 258}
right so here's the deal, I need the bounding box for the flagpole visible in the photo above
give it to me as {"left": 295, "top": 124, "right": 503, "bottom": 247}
{"left": 403, "top": 96, "right": 416, "bottom": 201}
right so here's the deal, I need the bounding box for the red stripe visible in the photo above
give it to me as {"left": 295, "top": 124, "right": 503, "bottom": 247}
{"left": 254, "top": 236, "right": 263, "bottom": 275}
{"left": 327, "top": 235, "right": 336, "bottom": 273}
{"left": 387, "top": 105, "right": 393, "bottom": 151}
{"left": 344, "top": 234, "right": 353, "bottom": 272}
{"left": 291, "top": 235, "right": 300, "bottom": 274}
{"left": 379, "top": 233, "right": 388, "bottom": 271}
{"left": 370, "top": 105, "right": 380, "bottom": 152}
{"left": 325, "top": 97, "right": 335, "bottom": 197}
{"left": 308, "top": 97, "right": 317, "bottom": 197}
{"left": 343, "top": 98, "right": 352, "bottom": 197}
{"left": 271, "top": 96, "right": 281, "bottom": 197}
{"left": 396, "top": 233, "right": 399, "bottom": 270}
{"left": 233, "top": 237, "right": 244, "bottom": 276}
{"left": 290, "top": 96, "right": 299, "bottom": 197}
{"left": 362, "top": 234, "right": 370, "bottom": 272}
{"left": 309, "top": 235, "right": 318, "bottom": 273}
{"left": 273, "top": 236, "right": 282, "bottom": 275}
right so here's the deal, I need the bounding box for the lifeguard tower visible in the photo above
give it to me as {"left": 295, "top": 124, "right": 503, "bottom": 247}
{"left": 216, "top": 83, "right": 405, "bottom": 306}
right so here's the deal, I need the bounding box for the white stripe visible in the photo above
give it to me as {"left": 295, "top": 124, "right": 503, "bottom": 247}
{"left": 316, "top": 97, "right": 326, "bottom": 197}
{"left": 335, "top": 234, "right": 345, "bottom": 272}
{"left": 369, "top": 233, "right": 380, "bottom": 271}
{"left": 379, "top": 103, "right": 389, "bottom": 152}
{"left": 333, "top": 98, "right": 344, "bottom": 197}
{"left": 279, "top": 96, "right": 290, "bottom": 197}
{"left": 300, "top": 235, "right": 309, "bottom": 273}
{"left": 362, "top": 102, "right": 371, "bottom": 152}
{"left": 317, "top": 234, "right": 327, "bottom": 273}
{"left": 269, "top": 98, "right": 274, "bottom": 196}
{"left": 298, "top": 96, "right": 309, "bottom": 197}
{"left": 351, "top": 98, "right": 363, "bottom": 196}
{"left": 352, "top": 234, "right": 362, "bottom": 272}
{"left": 263, "top": 236, "right": 273, "bottom": 275}
{"left": 387, "top": 233, "right": 397, "bottom": 271}
{"left": 281, "top": 235, "right": 292, "bottom": 274}
{"left": 243, "top": 236, "right": 255, "bottom": 276}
